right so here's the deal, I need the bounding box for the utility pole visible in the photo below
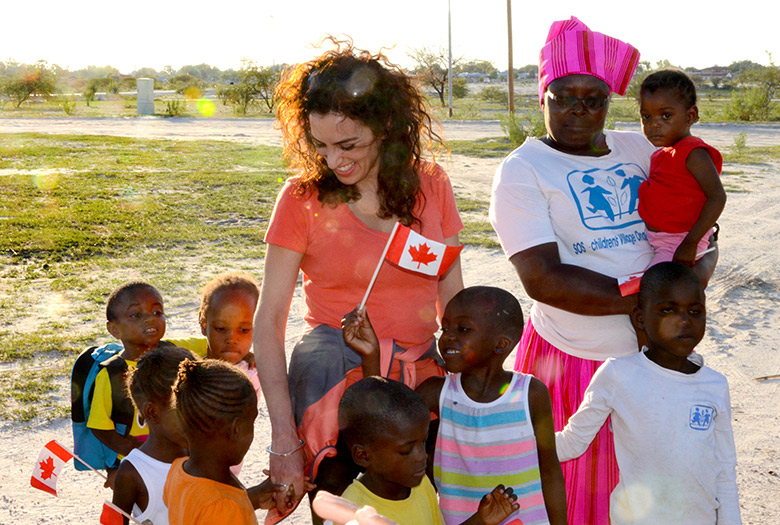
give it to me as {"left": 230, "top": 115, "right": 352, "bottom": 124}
{"left": 448, "top": 0, "right": 453, "bottom": 117}
{"left": 507, "top": 0, "right": 514, "bottom": 114}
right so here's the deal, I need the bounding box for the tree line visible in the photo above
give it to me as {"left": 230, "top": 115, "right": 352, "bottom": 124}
{"left": 1, "top": 53, "right": 778, "bottom": 121}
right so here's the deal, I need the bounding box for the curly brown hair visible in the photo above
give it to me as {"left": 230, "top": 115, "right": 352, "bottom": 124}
{"left": 275, "top": 36, "right": 442, "bottom": 227}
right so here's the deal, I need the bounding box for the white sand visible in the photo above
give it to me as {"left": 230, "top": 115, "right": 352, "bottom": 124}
{"left": 1, "top": 118, "right": 778, "bottom": 524}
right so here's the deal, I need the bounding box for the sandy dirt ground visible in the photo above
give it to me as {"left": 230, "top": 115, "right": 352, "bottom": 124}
{"left": 1, "top": 117, "right": 779, "bottom": 524}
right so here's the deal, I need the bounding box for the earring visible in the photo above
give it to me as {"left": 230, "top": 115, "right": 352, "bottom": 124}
{"left": 495, "top": 349, "right": 502, "bottom": 354}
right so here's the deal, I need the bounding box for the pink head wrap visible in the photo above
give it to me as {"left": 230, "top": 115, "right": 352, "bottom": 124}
{"left": 538, "top": 16, "right": 640, "bottom": 105}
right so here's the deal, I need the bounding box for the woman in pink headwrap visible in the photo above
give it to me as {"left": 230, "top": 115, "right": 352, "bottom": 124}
{"left": 489, "top": 16, "right": 717, "bottom": 524}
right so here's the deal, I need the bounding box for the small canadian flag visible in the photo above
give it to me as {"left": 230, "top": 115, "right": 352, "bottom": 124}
{"left": 617, "top": 271, "right": 644, "bottom": 297}
{"left": 385, "top": 224, "right": 463, "bottom": 277}
{"left": 31, "top": 440, "right": 73, "bottom": 496}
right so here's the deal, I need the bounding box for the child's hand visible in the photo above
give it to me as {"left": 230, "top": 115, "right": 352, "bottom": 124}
{"left": 341, "top": 307, "right": 379, "bottom": 359}
{"left": 672, "top": 239, "right": 698, "bottom": 268}
{"left": 242, "top": 351, "right": 256, "bottom": 370}
{"left": 475, "top": 484, "right": 519, "bottom": 525}
{"left": 250, "top": 471, "right": 315, "bottom": 510}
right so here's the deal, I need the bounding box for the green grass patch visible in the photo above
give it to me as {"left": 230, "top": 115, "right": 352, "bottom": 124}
{"left": 447, "top": 137, "right": 516, "bottom": 158}
{"left": 0, "top": 133, "right": 285, "bottom": 260}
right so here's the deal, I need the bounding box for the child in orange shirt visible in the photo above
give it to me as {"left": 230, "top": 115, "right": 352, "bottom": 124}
{"left": 163, "top": 359, "right": 278, "bottom": 524}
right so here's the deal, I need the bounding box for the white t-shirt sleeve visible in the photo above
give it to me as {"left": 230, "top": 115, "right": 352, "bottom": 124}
{"left": 555, "top": 360, "right": 615, "bottom": 461}
{"left": 490, "top": 151, "right": 557, "bottom": 258}
{"left": 713, "top": 385, "right": 741, "bottom": 524}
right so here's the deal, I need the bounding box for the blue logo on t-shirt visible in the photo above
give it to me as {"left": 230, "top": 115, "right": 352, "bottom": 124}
{"left": 689, "top": 405, "right": 715, "bottom": 431}
{"left": 568, "top": 163, "right": 647, "bottom": 231}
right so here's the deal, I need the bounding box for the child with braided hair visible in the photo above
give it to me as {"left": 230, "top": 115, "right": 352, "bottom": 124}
{"left": 113, "top": 345, "right": 197, "bottom": 525}
{"left": 163, "top": 359, "right": 286, "bottom": 524}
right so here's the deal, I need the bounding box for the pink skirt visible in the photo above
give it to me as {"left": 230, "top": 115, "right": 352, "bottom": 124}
{"left": 514, "top": 319, "right": 618, "bottom": 525}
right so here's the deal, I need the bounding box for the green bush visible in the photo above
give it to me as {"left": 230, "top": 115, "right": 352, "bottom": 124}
{"left": 500, "top": 111, "right": 546, "bottom": 147}
{"left": 58, "top": 96, "right": 76, "bottom": 115}
{"left": 725, "top": 87, "right": 778, "bottom": 121}
{"left": 479, "top": 86, "right": 509, "bottom": 107}
{"left": 163, "top": 98, "right": 186, "bottom": 117}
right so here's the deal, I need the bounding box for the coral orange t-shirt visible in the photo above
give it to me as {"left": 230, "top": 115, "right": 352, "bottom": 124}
{"left": 163, "top": 457, "right": 257, "bottom": 525}
{"left": 264, "top": 161, "right": 463, "bottom": 350}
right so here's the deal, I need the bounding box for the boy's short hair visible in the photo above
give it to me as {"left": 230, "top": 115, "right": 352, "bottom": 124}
{"left": 640, "top": 69, "right": 697, "bottom": 108}
{"left": 452, "top": 286, "right": 524, "bottom": 345}
{"left": 638, "top": 262, "right": 703, "bottom": 307}
{"left": 338, "top": 377, "right": 428, "bottom": 449}
{"left": 106, "top": 281, "right": 160, "bottom": 322}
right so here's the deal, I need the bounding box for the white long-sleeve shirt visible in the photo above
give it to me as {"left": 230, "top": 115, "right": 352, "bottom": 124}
{"left": 556, "top": 350, "right": 741, "bottom": 524}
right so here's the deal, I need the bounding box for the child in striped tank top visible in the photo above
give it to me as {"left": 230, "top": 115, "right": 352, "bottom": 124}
{"left": 416, "top": 287, "right": 567, "bottom": 525}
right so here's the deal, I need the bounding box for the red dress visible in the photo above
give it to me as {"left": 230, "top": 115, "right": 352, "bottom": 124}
{"left": 638, "top": 136, "right": 722, "bottom": 233}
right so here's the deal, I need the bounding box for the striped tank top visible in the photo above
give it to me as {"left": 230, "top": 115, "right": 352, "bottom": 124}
{"left": 433, "top": 372, "right": 549, "bottom": 525}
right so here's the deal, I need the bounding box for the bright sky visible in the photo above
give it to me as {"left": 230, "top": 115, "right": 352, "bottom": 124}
{"left": 2, "top": 0, "right": 778, "bottom": 74}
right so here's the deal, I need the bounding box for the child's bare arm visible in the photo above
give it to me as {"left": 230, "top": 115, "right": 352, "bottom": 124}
{"left": 91, "top": 428, "right": 141, "bottom": 457}
{"left": 676, "top": 148, "right": 726, "bottom": 267}
{"left": 112, "top": 460, "right": 144, "bottom": 523}
{"left": 460, "top": 485, "right": 519, "bottom": 525}
{"left": 528, "top": 377, "right": 567, "bottom": 525}
{"left": 341, "top": 307, "right": 380, "bottom": 377}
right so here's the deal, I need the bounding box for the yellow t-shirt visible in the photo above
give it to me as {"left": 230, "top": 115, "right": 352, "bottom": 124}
{"left": 164, "top": 457, "right": 258, "bottom": 525}
{"left": 86, "top": 360, "right": 148, "bottom": 458}
{"left": 164, "top": 337, "right": 209, "bottom": 358}
{"left": 340, "top": 476, "right": 444, "bottom": 525}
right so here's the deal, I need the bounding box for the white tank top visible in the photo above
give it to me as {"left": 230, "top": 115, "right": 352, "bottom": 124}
{"left": 124, "top": 448, "right": 172, "bottom": 525}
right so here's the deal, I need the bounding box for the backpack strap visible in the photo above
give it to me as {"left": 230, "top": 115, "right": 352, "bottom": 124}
{"left": 70, "top": 346, "right": 99, "bottom": 423}
{"left": 101, "top": 355, "right": 134, "bottom": 437}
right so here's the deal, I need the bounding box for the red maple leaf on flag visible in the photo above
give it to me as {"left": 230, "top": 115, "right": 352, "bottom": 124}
{"left": 39, "top": 456, "right": 57, "bottom": 480}
{"left": 408, "top": 243, "right": 438, "bottom": 268}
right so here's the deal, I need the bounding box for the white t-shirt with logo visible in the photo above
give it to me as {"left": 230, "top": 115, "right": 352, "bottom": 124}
{"left": 554, "top": 351, "right": 740, "bottom": 524}
{"left": 490, "top": 130, "right": 656, "bottom": 360}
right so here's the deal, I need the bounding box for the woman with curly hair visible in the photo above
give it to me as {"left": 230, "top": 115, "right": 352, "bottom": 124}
{"left": 254, "top": 38, "right": 463, "bottom": 521}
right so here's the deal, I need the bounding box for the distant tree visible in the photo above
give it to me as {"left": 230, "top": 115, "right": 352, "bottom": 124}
{"left": 74, "top": 65, "right": 120, "bottom": 80}
{"left": 728, "top": 60, "right": 762, "bottom": 77}
{"left": 168, "top": 74, "right": 205, "bottom": 95}
{"left": 516, "top": 64, "right": 539, "bottom": 78}
{"left": 177, "top": 63, "right": 221, "bottom": 82}
{"left": 2, "top": 61, "right": 56, "bottom": 107}
{"left": 408, "top": 46, "right": 462, "bottom": 106}
{"left": 217, "top": 59, "right": 280, "bottom": 114}
{"left": 727, "top": 54, "right": 780, "bottom": 121}
{"left": 448, "top": 76, "right": 468, "bottom": 99}
{"left": 455, "top": 59, "right": 497, "bottom": 76}
{"left": 131, "top": 67, "right": 159, "bottom": 78}
{"left": 83, "top": 81, "right": 97, "bottom": 106}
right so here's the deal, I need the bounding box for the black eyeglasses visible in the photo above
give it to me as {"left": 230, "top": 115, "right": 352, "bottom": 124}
{"left": 546, "top": 91, "right": 609, "bottom": 111}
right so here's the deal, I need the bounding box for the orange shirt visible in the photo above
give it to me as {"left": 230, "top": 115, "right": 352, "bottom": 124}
{"left": 265, "top": 161, "right": 463, "bottom": 350}
{"left": 163, "top": 457, "right": 257, "bottom": 525}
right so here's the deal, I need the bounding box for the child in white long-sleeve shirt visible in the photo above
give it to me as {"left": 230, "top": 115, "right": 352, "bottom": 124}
{"left": 556, "top": 262, "right": 740, "bottom": 524}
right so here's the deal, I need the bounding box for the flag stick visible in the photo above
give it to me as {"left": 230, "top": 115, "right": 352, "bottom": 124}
{"left": 697, "top": 246, "right": 716, "bottom": 258}
{"left": 359, "top": 222, "right": 400, "bottom": 311}
{"left": 103, "top": 499, "right": 144, "bottom": 525}
{"left": 54, "top": 440, "right": 108, "bottom": 481}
